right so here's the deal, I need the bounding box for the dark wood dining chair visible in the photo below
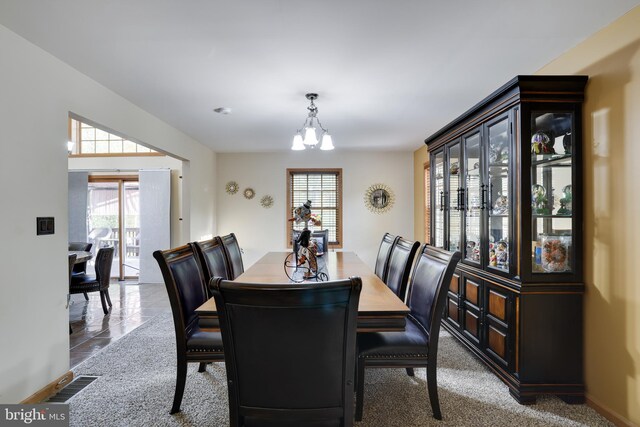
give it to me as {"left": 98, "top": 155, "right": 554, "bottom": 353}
{"left": 210, "top": 277, "right": 362, "bottom": 427}
{"left": 192, "top": 237, "right": 232, "bottom": 293}
{"left": 384, "top": 237, "right": 420, "bottom": 302}
{"left": 69, "top": 242, "right": 93, "bottom": 300}
{"left": 292, "top": 229, "right": 329, "bottom": 256}
{"left": 374, "top": 233, "right": 399, "bottom": 282}
{"left": 153, "top": 245, "right": 225, "bottom": 415}
{"left": 68, "top": 253, "right": 77, "bottom": 334}
{"left": 220, "top": 233, "right": 244, "bottom": 279}
{"left": 70, "top": 247, "right": 114, "bottom": 315}
{"left": 356, "top": 245, "right": 461, "bottom": 421}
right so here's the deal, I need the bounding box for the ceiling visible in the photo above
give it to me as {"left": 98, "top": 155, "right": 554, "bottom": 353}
{"left": 1, "top": 1, "right": 638, "bottom": 152}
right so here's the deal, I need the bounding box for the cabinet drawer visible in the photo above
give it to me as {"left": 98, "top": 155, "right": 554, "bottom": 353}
{"left": 488, "top": 324, "right": 507, "bottom": 360}
{"left": 465, "top": 278, "right": 480, "bottom": 307}
{"left": 447, "top": 296, "right": 460, "bottom": 326}
{"left": 488, "top": 289, "right": 508, "bottom": 321}
{"left": 463, "top": 309, "right": 480, "bottom": 341}
{"left": 450, "top": 274, "right": 460, "bottom": 295}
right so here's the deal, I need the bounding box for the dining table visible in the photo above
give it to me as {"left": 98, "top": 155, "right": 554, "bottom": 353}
{"left": 196, "top": 251, "right": 410, "bottom": 332}
{"left": 69, "top": 250, "right": 93, "bottom": 264}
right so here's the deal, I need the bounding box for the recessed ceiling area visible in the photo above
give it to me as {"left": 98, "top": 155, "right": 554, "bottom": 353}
{"left": 1, "top": 0, "right": 638, "bottom": 152}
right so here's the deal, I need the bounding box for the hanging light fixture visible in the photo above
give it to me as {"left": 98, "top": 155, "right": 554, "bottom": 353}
{"left": 291, "top": 93, "right": 334, "bottom": 151}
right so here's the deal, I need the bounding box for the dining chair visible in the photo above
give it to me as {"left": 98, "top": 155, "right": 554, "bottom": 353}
{"left": 374, "top": 233, "right": 399, "bottom": 282}
{"left": 68, "top": 242, "right": 93, "bottom": 274}
{"left": 384, "top": 237, "right": 420, "bottom": 302}
{"left": 220, "top": 233, "right": 244, "bottom": 279}
{"left": 70, "top": 247, "right": 115, "bottom": 315}
{"left": 68, "top": 253, "right": 77, "bottom": 334}
{"left": 292, "top": 229, "right": 329, "bottom": 256}
{"left": 153, "top": 245, "right": 225, "bottom": 415}
{"left": 355, "top": 245, "right": 461, "bottom": 421}
{"left": 192, "top": 237, "right": 232, "bottom": 292}
{"left": 210, "top": 277, "right": 362, "bottom": 427}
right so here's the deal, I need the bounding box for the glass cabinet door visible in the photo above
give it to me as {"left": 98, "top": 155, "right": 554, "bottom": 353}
{"left": 448, "top": 142, "right": 461, "bottom": 252}
{"left": 433, "top": 151, "right": 445, "bottom": 248}
{"left": 464, "top": 132, "right": 481, "bottom": 264}
{"left": 530, "top": 112, "right": 574, "bottom": 274}
{"left": 486, "top": 117, "right": 511, "bottom": 272}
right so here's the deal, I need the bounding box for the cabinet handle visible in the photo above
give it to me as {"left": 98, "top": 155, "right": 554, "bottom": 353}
{"left": 481, "top": 184, "right": 487, "bottom": 210}
{"left": 459, "top": 188, "right": 466, "bottom": 211}
{"left": 440, "top": 191, "right": 444, "bottom": 211}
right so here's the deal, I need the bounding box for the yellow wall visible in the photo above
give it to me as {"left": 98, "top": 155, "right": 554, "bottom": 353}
{"left": 537, "top": 6, "right": 640, "bottom": 425}
{"left": 413, "top": 145, "right": 429, "bottom": 242}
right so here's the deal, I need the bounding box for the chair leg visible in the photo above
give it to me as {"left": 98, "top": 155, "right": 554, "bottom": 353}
{"left": 426, "top": 362, "right": 442, "bottom": 420}
{"left": 171, "top": 359, "right": 187, "bottom": 414}
{"left": 83, "top": 292, "right": 89, "bottom": 301}
{"left": 105, "top": 291, "right": 113, "bottom": 307}
{"left": 100, "top": 291, "right": 109, "bottom": 314}
{"left": 406, "top": 368, "right": 415, "bottom": 376}
{"left": 198, "top": 362, "right": 207, "bottom": 373}
{"left": 355, "top": 359, "right": 365, "bottom": 421}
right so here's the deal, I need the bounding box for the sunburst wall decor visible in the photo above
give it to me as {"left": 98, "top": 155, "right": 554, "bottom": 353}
{"left": 364, "top": 183, "right": 395, "bottom": 214}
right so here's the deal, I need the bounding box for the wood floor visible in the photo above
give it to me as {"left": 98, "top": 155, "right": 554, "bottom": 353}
{"left": 69, "top": 281, "right": 169, "bottom": 367}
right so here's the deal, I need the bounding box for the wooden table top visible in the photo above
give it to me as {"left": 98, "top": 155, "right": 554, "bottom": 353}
{"left": 196, "top": 251, "right": 410, "bottom": 331}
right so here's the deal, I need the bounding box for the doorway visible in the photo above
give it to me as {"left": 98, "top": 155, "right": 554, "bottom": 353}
{"left": 87, "top": 175, "right": 140, "bottom": 280}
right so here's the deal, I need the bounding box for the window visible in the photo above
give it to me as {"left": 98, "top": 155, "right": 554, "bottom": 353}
{"left": 68, "top": 117, "right": 162, "bottom": 157}
{"left": 287, "top": 169, "right": 342, "bottom": 248}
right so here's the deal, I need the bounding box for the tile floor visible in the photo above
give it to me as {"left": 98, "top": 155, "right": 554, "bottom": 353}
{"left": 69, "top": 281, "right": 170, "bottom": 367}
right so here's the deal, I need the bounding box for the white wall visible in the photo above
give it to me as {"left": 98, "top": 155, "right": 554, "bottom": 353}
{"left": 216, "top": 151, "right": 414, "bottom": 270}
{"left": 0, "top": 24, "right": 216, "bottom": 403}
{"left": 68, "top": 155, "right": 185, "bottom": 247}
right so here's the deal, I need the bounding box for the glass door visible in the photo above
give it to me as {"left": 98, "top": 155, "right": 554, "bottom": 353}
{"left": 463, "top": 130, "right": 482, "bottom": 264}
{"left": 486, "top": 116, "right": 511, "bottom": 273}
{"left": 447, "top": 142, "right": 462, "bottom": 252}
{"left": 433, "top": 151, "right": 445, "bottom": 248}
{"left": 530, "top": 111, "right": 574, "bottom": 274}
{"left": 87, "top": 176, "right": 140, "bottom": 280}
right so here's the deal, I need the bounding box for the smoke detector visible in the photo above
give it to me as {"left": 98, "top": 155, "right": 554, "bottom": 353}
{"left": 213, "top": 107, "right": 232, "bottom": 115}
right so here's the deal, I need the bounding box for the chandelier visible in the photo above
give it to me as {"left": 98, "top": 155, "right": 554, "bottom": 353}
{"left": 291, "top": 93, "right": 334, "bottom": 151}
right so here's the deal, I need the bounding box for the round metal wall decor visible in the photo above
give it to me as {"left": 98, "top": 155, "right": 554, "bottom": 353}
{"left": 225, "top": 181, "right": 239, "bottom": 195}
{"left": 243, "top": 188, "right": 255, "bottom": 200}
{"left": 364, "top": 184, "right": 395, "bottom": 214}
{"left": 260, "top": 195, "right": 274, "bottom": 209}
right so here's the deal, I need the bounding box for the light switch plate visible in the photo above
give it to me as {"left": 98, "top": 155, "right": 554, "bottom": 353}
{"left": 37, "top": 217, "right": 55, "bottom": 235}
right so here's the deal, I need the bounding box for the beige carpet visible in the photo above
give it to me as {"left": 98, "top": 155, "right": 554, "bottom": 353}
{"left": 70, "top": 314, "right": 611, "bottom": 426}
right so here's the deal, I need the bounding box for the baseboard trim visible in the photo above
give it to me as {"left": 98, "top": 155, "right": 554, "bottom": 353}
{"left": 20, "top": 371, "right": 74, "bottom": 404}
{"left": 586, "top": 394, "right": 637, "bottom": 427}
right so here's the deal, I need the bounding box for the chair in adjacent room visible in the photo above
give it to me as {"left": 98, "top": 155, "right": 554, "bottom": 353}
{"left": 68, "top": 253, "right": 77, "bottom": 334}
{"left": 153, "top": 245, "right": 225, "bottom": 415}
{"left": 220, "top": 233, "right": 244, "bottom": 279}
{"left": 70, "top": 247, "right": 115, "bottom": 315}
{"left": 384, "top": 237, "right": 420, "bottom": 302}
{"left": 355, "top": 245, "right": 461, "bottom": 421}
{"left": 210, "top": 277, "right": 362, "bottom": 427}
{"left": 68, "top": 242, "right": 93, "bottom": 300}
{"left": 374, "top": 232, "right": 399, "bottom": 281}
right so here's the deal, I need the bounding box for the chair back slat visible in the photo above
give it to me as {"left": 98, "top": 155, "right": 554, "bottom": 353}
{"left": 210, "top": 278, "right": 361, "bottom": 426}
{"left": 374, "top": 233, "right": 399, "bottom": 281}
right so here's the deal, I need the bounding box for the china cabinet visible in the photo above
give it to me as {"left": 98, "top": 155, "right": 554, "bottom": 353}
{"left": 425, "top": 75, "right": 587, "bottom": 403}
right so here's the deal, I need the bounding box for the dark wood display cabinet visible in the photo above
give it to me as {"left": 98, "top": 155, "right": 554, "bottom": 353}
{"left": 425, "top": 75, "right": 587, "bottom": 404}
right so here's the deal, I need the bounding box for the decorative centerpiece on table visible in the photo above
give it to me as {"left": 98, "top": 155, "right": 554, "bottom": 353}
{"left": 284, "top": 200, "right": 327, "bottom": 282}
